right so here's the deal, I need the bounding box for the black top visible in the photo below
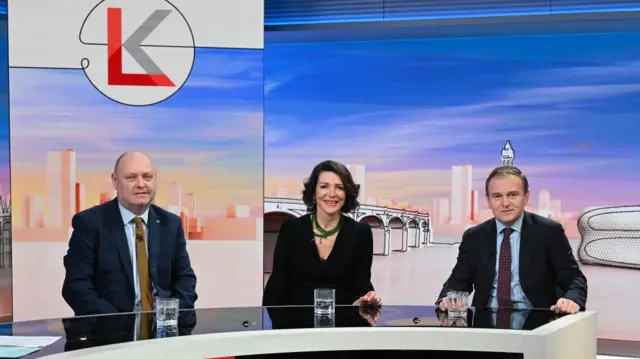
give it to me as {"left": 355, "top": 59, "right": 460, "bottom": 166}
{"left": 14, "top": 306, "right": 577, "bottom": 359}
{"left": 262, "top": 214, "right": 375, "bottom": 306}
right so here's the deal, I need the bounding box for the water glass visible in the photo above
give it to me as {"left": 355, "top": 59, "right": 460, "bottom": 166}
{"left": 443, "top": 317, "right": 468, "bottom": 327}
{"left": 314, "top": 313, "right": 335, "bottom": 328}
{"left": 155, "top": 297, "right": 180, "bottom": 326}
{"left": 446, "top": 291, "right": 469, "bottom": 317}
{"left": 156, "top": 323, "right": 179, "bottom": 338}
{"left": 314, "top": 288, "right": 335, "bottom": 314}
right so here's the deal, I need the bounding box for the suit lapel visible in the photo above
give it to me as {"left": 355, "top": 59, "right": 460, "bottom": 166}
{"left": 486, "top": 220, "right": 498, "bottom": 280}
{"left": 147, "top": 208, "right": 161, "bottom": 284}
{"left": 106, "top": 199, "right": 134, "bottom": 290}
{"left": 519, "top": 212, "right": 537, "bottom": 286}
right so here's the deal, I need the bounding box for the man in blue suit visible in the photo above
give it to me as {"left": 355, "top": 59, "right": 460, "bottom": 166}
{"left": 62, "top": 151, "right": 197, "bottom": 315}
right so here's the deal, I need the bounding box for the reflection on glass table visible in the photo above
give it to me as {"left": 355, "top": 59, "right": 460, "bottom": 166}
{"left": 6, "top": 305, "right": 568, "bottom": 358}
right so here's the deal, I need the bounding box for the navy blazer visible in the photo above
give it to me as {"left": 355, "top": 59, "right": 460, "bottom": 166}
{"left": 62, "top": 198, "right": 197, "bottom": 315}
{"left": 437, "top": 211, "right": 587, "bottom": 310}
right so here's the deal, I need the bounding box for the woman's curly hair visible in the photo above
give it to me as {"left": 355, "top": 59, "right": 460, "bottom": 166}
{"left": 301, "top": 160, "right": 361, "bottom": 213}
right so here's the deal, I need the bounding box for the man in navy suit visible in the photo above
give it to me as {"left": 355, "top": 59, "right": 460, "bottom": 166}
{"left": 436, "top": 166, "right": 587, "bottom": 316}
{"left": 62, "top": 151, "right": 197, "bottom": 316}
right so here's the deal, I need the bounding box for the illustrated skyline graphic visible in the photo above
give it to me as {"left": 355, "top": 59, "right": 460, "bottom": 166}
{"left": 264, "top": 32, "right": 640, "bottom": 224}
{"left": 9, "top": 48, "right": 264, "bottom": 241}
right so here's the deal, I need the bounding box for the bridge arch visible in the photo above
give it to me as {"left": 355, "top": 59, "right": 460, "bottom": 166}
{"left": 388, "top": 216, "right": 407, "bottom": 253}
{"left": 264, "top": 208, "right": 300, "bottom": 220}
{"left": 388, "top": 216, "right": 404, "bottom": 229}
{"left": 359, "top": 215, "right": 387, "bottom": 256}
{"left": 263, "top": 211, "right": 298, "bottom": 276}
{"left": 419, "top": 219, "right": 429, "bottom": 245}
{"left": 406, "top": 218, "right": 420, "bottom": 248}
{"left": 359, "top": 214, "right": 384, "bottom": 228}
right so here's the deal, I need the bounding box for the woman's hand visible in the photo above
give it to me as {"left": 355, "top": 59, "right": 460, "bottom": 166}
{"left": 353, "top": 291, "right": 382, "bottom": 306}
{"left": 359, "top": 305, "right": 382, "bottom": 326}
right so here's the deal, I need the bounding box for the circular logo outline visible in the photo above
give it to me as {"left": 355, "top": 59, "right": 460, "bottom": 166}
{"left": 78, "top": 0, "right": 196, "bottom": 107}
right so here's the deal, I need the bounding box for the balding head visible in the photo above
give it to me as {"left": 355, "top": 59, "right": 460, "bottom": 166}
{"left": 111, "top": 151, "right": 157, "bottom": 215}
{"left": 114, "top": 151, "right": 154, "bottom": 174}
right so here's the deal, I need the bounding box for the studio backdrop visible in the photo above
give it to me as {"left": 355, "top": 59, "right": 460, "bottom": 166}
{"left": 263, "top": 23, "right": 640, "bottom": 341}
{"left": 0, "top": 7, "right": 10, "bottom": 323}
{"left": 8, "top": 0, "right": 264, "bottom": 321}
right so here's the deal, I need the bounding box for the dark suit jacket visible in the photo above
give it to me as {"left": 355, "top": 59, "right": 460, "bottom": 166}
{"left": 437, "top": 212, "right": 587, "bottom": 310}
{"left": 62, "top": 198, "right": 198, "bottom": 315}
{"left": 262, "top": 214, "right": 374, "bottom": 306}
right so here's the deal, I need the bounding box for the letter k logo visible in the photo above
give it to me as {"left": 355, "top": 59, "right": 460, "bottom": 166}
{"left": 107, "top": 7, "right": 175, "bottom": 87}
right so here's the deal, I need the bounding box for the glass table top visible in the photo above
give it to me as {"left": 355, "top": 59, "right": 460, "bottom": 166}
{"left": 3, "top": 305, "right": 566, "bottom": 358}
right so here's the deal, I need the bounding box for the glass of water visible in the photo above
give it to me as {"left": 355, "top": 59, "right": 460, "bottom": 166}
{"left": 155, "top": 297, "right": 180, "bottom": 326}
{"left": 156, "top": 324, "right": 179, "bottom": 338}
{"left": 314, "top": 288, "right": 335, "bottom": 315}
{"left": 314, "top": 313, "right": 335, "bottom": 328}
{"left": 446, "top": 291, "right": 469, "bottom": 317}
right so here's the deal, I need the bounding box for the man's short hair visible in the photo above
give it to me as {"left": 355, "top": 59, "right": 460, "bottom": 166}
{"left": 484, "top": 165, "right": 529, "bottom": 196}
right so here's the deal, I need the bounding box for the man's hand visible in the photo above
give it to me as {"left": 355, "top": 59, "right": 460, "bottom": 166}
{"left": 353, "top": 291, "right": 382, "bottom": 307}
{"left": 437, "top": 299, "right": 448, "bottom": 311}
{"left": 437, "top": 310, "right": 448, "bottom": 325}
{"left": 550, "top": 298, "right": 579, "bottom": 314}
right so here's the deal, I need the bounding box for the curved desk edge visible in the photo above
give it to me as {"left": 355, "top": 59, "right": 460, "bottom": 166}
{"left": 42, "top": 311, "right": 598, "bottom": 359}
{"left": 534, "top": 311, "right": 598, "bottom": 359}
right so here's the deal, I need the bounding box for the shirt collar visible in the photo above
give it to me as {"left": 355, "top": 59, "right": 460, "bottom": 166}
{"left": 118, "top": 202, "right": 149, "bottom": 226}
{"left": 496, "top": 212, "right": 524, "bottom": 234}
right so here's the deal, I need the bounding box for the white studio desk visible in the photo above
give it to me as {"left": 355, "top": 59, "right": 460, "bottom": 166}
{"left": 39, "top": 310, "right": 597, "bottom": 359}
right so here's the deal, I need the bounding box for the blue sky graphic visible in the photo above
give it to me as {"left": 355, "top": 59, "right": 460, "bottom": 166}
{"left": 264, "top": 32, "right": 640, "bottom": 210}
{"left": 9, "top": 48, "right": 263, "bottom": 174}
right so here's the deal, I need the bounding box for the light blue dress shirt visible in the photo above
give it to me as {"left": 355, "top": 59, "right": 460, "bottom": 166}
{"left": 488, "top": 214, "right": 533, "bottom": 312}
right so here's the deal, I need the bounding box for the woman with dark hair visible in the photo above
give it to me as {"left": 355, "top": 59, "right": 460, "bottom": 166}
{"left": 263, "top": 160, "right": 381, "bottom": 307}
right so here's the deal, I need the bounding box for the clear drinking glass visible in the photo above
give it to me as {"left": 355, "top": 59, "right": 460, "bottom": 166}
{"left": 446, "top": 291, "right": 469, "bottom": 317}
{"left": 155, "top": 297, "right": 180, "bottom": 326}
{"left": 314, "top": 288, "right": 335, "bottom": 314}
{"left": 156, "top": 324, "right": 179, "bottom": 338}
{"left": 314, "top": 313, "right": 335, "bottom": 328}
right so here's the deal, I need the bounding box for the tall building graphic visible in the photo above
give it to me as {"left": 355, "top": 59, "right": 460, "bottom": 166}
{"left": 167, "top": 181, "right": 182, "bottom": 216}
{"left": 183, "top": 192, "right": 196, "bottom": 217}
{"left": 450, "top": 164, "right": 472, "bottom": 225}
{"left": 550, "top": 199, "right": 562, "bottom": 215}
{"left": 98, "top": 181, "right": 115, "bottom": 204}
{"left": 471, "top": 189, "right": 479, "bottom": 222}
{"left": 75, "top": 182, "right": 85, "bottom": 213}
{"left": 227, "top": 204, "right": 250, "bottom": 218}
{"left": 45, "top": 149, "right": 76, "bottom": 228}
{"left": 347, "top": 164, "right": 366, "bottom": 202}
{"left": 538, "top": 189, "right": 551, "bottom": 218}
{"left": 22, "top": 194, "right": 43, "bottom": 228}
{"left": 277, "top": 185, "right": 287, "bottom": 198}
{"left": 433, "top": 197, "right": 450, "bottom": 224}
